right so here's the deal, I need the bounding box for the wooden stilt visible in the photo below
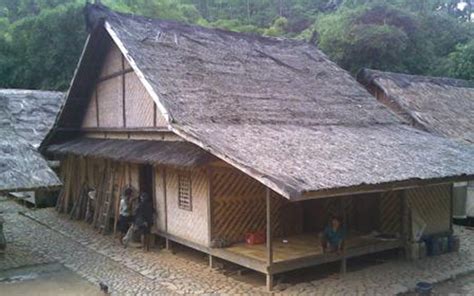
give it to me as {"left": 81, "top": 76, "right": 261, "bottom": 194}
{"left": 266, "top": 188, "right": 273, "bottom": 265}
{"left": 209, "top": 254, "right": 214, "bottom": 268}
{"left": 266, "top": 274, "right": 273, "bottom": 291}
{"left": 165, "top": 238, "right": 171, "bottom": 250}
{"left": 340, "top": 257, "right": 347, "bottom": 274}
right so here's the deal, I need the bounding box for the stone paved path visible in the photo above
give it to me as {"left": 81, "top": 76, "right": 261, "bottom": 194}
{"left": 1, "top": 200, "right": 174, "bottom": 295}
{"left": 2, "top": 198, "right": 474, "bottom": 295}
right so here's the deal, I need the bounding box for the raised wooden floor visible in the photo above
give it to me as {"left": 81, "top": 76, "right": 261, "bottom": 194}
{"left": 160, "top": 231, "right": 401, "bottom": 277}
{"left": 225, "top": 233, "right": 399, "bottom": 263}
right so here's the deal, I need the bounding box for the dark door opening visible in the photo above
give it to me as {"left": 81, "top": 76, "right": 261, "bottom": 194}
{"left": 139, "top": 165, "right": 154, "bottom": 198}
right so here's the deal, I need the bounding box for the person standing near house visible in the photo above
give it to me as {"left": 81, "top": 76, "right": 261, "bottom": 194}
{"left": 320, "top": 216, "right": 345, "bottom": 254}
{"left": 134, "top": 192, "right": 154, "bottom": 251}
{"left": 117, "top": 187, "right": 133, "bottom": 244}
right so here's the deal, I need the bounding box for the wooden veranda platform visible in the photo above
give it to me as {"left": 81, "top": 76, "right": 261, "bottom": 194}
{"left": 211, "top": 233, "right": 401, "bottom": 275}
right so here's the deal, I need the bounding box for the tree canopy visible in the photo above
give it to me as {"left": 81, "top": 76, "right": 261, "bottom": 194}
{"left": 0, "top": 0, "right": 472, "bottom": 91}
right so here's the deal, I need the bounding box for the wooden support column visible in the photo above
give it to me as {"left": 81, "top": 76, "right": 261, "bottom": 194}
{"left": 340, "top": 198, "right": 347, "bottom": 275}
{"left": 207, "top": 167, "right": 214, "bottom": 268}
{"left": 209, "top": 255, "right": 214, "bottom": 269}
{"left": 163, "top": 168, "right": 168, "bottom": 233}
{"left": 266, "top": 187, "right": 273, "bottom": 291}
{"left": 95, "top": 90, "right": 100, "bottom": 127}
{"left": 121, "top": 55, "right": 126, "bottom": 128}
{"left": 400, "top": 190, "right": 409, "bottom": 259}
{"left": 341, "top": 257, "right": 347, "bottom": 274}
{"left": 449, "top": 184, "right": 454, "bottom": 233}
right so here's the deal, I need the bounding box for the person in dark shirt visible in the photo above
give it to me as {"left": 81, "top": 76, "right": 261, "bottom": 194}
{"left": 320, "top": 216, "right": 345, "bottom": 254}
{"left": 134, "top": 192, "right": 154, "bottom": 251}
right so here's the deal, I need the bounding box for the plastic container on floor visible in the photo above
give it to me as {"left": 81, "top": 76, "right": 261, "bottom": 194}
{"left": 415, "top": 282, "right": 433, "bottom": 295}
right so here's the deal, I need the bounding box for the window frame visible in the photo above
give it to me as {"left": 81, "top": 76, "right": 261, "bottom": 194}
{"left": 178, "top": 173, "right": 192, "bottom": 211}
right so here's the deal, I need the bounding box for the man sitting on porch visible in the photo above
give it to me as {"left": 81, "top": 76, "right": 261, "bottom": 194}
{"left": 320, "top": 216, "right": 345, "bottom": 254}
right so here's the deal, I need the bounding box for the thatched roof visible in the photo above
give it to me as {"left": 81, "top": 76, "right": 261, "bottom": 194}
{"left": 0, "top": 89, "right": 64, "bottom": 148}
{"left": 357, "top": 69, "right": 474, "bottom": 145}
{"left": 0, "top": 92, "right": 62, "bottom": 192}
{"left": 44, "top": 4, "right": 474, "bottom": 199}
{"left": 46, "top": 138, "right": 216, "bottom": 167}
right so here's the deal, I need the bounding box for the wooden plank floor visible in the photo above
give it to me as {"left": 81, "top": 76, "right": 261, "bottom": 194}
{"left": 225, "top": 233, "right": 396, "bottom": 263}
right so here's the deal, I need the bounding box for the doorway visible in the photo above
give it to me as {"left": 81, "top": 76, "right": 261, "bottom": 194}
{"left": 139, "top": 165, "right": 154, "bottom": 198}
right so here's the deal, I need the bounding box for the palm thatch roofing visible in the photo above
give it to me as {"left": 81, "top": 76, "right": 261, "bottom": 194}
{"left": 357, "top": 69, "right": 474, "bottom": 145}
{"left": 47, "top": 137, "right": 216, "bottom": 167}
{"left": 0, "top": 89, "right": 64, "bottom": 148}
{"left": 0, "top": 90, "right": 62, "bottom": 192}
{"left": 43, "top": 4, "right": 474, "bottom": 200}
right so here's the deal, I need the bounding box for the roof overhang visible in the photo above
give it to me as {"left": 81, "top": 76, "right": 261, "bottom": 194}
{"left": 296, "top": 174, "right": 474, "bottom": 201}
{"left": 46, "top": 137, "right": 216, "bottom": 168}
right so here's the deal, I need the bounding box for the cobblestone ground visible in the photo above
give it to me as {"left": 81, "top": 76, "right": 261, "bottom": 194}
{"left": 1, "top": 200, "right": 175, "bottom": 295}
{"left": 2, "top": 197, "right": 474, "bottom": 295}
{"left": 404, "top": 272, "right": 474, "bottom": 296}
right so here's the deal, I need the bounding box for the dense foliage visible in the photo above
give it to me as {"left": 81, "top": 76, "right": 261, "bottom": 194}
{"left": 0, "top": 0, "right": 472, "bottom": 90}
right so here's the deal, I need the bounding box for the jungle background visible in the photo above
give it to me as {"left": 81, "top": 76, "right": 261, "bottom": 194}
{"left": 0, "top": 0, "right": 472, "bottom": 91}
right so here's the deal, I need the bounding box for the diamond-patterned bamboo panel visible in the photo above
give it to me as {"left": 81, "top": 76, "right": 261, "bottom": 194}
{"left": 379, "top": 191, "right": 401, "bottom": 235}
{"left": 211, "top": 168, "right": 291, "bottom": 243}
{"left": 407, "top": 184, "right": 451, "bottom": 235}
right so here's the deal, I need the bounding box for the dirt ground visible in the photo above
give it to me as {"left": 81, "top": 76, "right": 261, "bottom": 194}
{"left": 0, "top": 263, "right": 102, "bottom": 296}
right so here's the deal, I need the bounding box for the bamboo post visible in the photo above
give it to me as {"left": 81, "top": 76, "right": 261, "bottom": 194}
{"left": 163, "top": 168, "right": 168, "bottom": 233}
{"left": 340, "top": 198, "right": 347, "bottom": 275}
{"left": 401, "top": 190, "right": 409, "bottom": 258}
{"left": 266, "top": 187, "right": 273, "bottom": 291}
{"left": 113, "top": 164, "right": 125, "bottom": 235}
{"left": 208, "top": 167, "right": 213, "bottom": 269}
{"left": 449, "top": 184, "right": 454, "bottom": 234}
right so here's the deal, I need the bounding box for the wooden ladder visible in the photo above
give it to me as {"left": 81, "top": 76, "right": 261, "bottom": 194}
{"left": 98, "top": 166, "right": 116, "bottom": 233}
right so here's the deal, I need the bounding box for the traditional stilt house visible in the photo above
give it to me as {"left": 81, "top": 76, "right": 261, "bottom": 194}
{"left": 41, "top": 4, "right": 474, "bottom": 290}
{"left": 0, "top": 90, "right": 62, "bottom": 194}
{"left": 358, "top": 69, "right": 474, "bottom": 221}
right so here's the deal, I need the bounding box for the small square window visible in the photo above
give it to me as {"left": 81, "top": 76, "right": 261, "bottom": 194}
{"left": 178, "top": 174, "right": 192, "bottom": 211}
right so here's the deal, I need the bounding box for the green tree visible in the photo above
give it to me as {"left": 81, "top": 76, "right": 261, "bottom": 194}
{"left": 446, "top": 40, "right": 474, "bottom": 80}
{"left": 7, "top": 3, "right": 86, "bottom": 90}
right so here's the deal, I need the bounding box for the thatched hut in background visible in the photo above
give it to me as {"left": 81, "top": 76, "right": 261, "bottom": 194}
{"left": 41, "top": 4, "right": 474, "bottom": 290}
{"left": 0, "top": 90, "right": 62, "bottom": 197}
{"left": 358, "top": 69, "right": 474, "bottom": 221}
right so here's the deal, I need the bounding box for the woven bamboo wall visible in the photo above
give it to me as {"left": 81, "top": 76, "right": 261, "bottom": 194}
{"left": 125, "top": 71, "right": 154, "bottom": 127}
{"left": 166, "top": 168, "right": 210, "bottom": 246}
{"left": 57, "top": 156, "right": 132, "bottom": 232}
{"left": 406, "top": 184, "right": 451, "bottom": 235}
{"left": 211, "top": 167, "right": 302, "bottom": 244}
{"left": 97, "top": 76, "right": 124, "bottom": 127}
{"left": 99, "top": 45, "right": 123, "bottom": 78}
{"left": 129, "top": 164, "right": 140, "bottom": 190}
{"left": 81, "top": 42, "right": 167, "bottom": 129}
{"left": 379, "top": 190, "right": 402, "bottom": 235}
{"left": 154, "top": 166, "right": 166, "bottom": 231}
{"left": 82, "top": 89, "right": 98, "bottom": 128}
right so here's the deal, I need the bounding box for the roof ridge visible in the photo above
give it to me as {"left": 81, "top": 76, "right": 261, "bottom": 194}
{"left": 85, "top": 3, "right": 315, "bottom": 49}
{"left": 358, "top": 68, "right": 474, "bottom": 89}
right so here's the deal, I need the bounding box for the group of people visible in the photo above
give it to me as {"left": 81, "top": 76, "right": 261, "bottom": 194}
{"left": 117, "top": 187, "right": 154, "bottom": 251}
